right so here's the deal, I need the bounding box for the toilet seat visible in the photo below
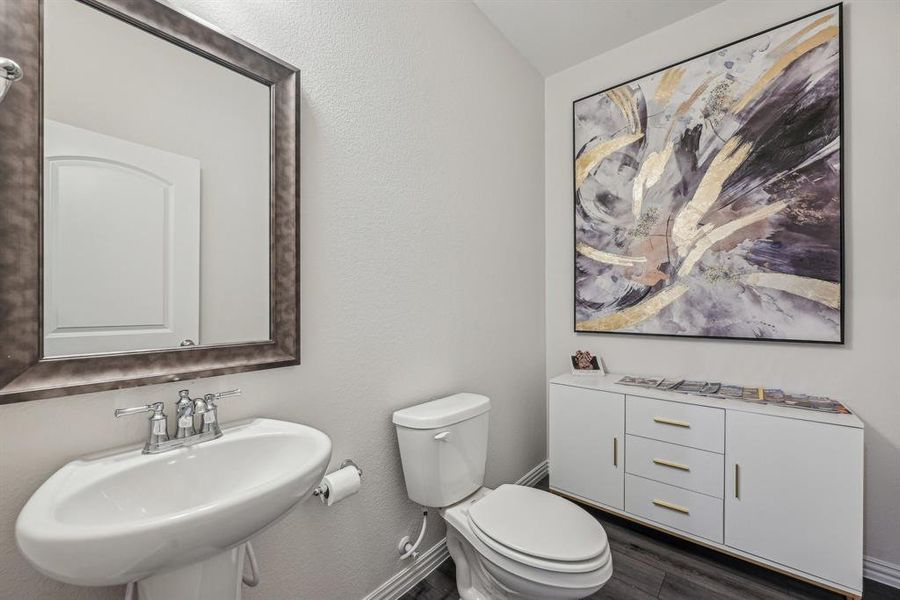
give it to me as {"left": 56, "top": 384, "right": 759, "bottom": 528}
{"left": 466, "top": 485, "right": 609, "bottom": 573}
{"left": 468, "top": 518, "right": 610, "bottom": 574}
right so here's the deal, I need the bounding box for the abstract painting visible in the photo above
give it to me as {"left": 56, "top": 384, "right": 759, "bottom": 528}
{"left": 573, "top": 5, "right": 842, "bottom": 343}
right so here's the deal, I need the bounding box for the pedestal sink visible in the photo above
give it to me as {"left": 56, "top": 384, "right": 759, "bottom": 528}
{"left": 16, "top": 418, "right": 332, "bottom": 600}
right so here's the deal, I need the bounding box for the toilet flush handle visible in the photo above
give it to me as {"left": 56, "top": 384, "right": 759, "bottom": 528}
{"left": 434, "top": 431, "right": 451, "bottom": 442}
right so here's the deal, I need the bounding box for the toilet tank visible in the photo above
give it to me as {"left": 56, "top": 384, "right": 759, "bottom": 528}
{"left": 392, "top": 393, "right": 490, "bottom": 507}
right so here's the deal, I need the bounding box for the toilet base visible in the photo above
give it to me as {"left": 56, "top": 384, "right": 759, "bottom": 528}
{"left": 445, "top": 525, "right": 608, "bottom": 600}
{"left": 447, "top": 526, "right": 512, "bottom": 600}
{"left": 447, "top": 525, "right": 522, "bottom": 600}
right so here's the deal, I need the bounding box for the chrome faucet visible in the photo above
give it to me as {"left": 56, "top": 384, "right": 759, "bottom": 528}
{"left": 115, "top": 388, "right": 242, "bottom": 454}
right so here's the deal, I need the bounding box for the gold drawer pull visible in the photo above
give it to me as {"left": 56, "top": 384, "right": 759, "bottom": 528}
{"left": 653, "top": 417, "right": 691, "bottom": 428}
{"left": 653, "top": 458, "right": 690, "bottom": 471}
{"left": 652, "top": 499, "right": 690, "bottom": 515}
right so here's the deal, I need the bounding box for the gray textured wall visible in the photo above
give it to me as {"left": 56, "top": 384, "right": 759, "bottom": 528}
{"left": 0, "top": 2, "right": 546, "bottom": 598}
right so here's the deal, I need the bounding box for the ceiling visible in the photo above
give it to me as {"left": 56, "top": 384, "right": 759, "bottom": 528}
{"left": 473, "top": 0, "right": 723, "bottom": 77}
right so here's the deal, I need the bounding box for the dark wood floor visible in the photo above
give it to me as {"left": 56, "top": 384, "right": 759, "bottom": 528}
{"left": 401, "top": 478, "right": 897, "bottom": 600}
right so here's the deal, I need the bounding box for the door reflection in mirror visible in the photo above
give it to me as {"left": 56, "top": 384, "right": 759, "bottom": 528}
{"left": 42, "top": 0, "right": 271, "bottom": 357}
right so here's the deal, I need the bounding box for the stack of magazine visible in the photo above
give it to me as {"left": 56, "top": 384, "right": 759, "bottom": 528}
{"left": 616, "top": 375, "right": 851, "bottom": 415}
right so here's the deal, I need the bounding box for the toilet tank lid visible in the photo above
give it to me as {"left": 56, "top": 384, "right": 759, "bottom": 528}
{"left": 393, "top": 393, "right": 490, "bottom": 429}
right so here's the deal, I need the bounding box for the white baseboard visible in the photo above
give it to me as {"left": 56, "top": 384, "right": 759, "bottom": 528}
{"left": 515, "top": 459, "right": 550, "bottom": 487}
{"left": 360, "top": 539, "right": 450, "bottom": 600}
{"left": 864, "top": 555, "right": 900, "bottom": 590}
{"left": 362, "top": 460, "right": 549, "bottom": 600}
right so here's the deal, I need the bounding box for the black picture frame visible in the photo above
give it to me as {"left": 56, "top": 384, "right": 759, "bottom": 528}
{"left": 572, "top": 3, "right": 844, "bottom": 345}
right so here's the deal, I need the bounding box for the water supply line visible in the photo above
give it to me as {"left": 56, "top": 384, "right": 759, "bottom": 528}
{"left": 398, "top": 510, "right": 428, "bottom": 560}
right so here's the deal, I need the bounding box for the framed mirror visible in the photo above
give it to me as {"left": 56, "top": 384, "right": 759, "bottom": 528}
{"left": 0, "top": 0, "right": 300, "bottom": 402}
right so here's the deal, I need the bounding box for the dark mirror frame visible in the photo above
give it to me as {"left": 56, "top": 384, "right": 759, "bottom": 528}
{"left": 0, "top": 0, "right": 300, "bottom": 403}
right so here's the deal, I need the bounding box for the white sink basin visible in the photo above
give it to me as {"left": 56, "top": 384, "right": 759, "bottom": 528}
{"left": 16, "top": 418, "right": 331, "bottom": 596}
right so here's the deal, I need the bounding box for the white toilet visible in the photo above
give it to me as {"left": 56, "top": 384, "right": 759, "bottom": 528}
{"left": 393, "top": 393, "right": 612, "bottom": 600}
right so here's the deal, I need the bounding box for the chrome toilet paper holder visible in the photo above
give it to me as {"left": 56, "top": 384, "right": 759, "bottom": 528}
{"left": 312, "top": 459, "right": 362, "bottom": 499}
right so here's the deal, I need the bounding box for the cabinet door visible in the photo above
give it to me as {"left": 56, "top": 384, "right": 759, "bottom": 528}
{"left": 725, "top": 411, "right": 863, "bottom": 591}
{"left": 549, "top": 384, "right": 624, "bottom": 509}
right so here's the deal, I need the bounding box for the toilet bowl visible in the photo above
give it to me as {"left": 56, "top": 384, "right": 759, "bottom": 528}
{"left": 393, "top": 394, "right": 612, "bottom": 600}
{"left": 442, "top": 486, "right": 612, "bottom": 600}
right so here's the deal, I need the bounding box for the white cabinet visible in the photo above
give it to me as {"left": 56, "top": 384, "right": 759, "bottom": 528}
{"left": 548, "top": 383, "right": 624, "bottom": 509}
{"left": 724, "top": 411, "right": 864, "bottom": 591}
{"left": 547, "top": 374, "right": 864, "bottom": 599}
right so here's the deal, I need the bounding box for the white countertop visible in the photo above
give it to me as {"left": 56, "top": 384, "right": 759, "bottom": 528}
{"left": 549, "top": 373, "right": 864, "bottom": 429}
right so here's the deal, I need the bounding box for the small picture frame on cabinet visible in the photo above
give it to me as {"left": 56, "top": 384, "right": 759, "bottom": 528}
{"left": 571, "top": 350, "right": 606, "bottom": 376}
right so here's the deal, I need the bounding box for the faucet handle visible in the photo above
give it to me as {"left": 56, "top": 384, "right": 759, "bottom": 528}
{"left": 213, "top": 388, "right": 242, "bottom": 401}
{"left": 115, "top": 402, "right": 170, "bottom": 452}
{"left": 196, "top": 389, "right": 240, "bottom": 437}
{"left": 115, "top": 402, "right": 166, "bottom": 419}
{"left": 204, "top": 389, "right": 242, "bottom": 408}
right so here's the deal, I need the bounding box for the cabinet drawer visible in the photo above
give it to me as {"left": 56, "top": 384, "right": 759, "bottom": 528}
{"left": 625, "top": 435, "right": 723, "bottom": 498}
{"left": 626, "top": 395, "right": 724, "bottom": 453}
{"left": 625, "top": 475, "right": 723, "bottom": 543}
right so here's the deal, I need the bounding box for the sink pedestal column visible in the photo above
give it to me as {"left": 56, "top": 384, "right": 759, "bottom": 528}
{"left": 137, "top": 545, "right": 246, "bottom": 600}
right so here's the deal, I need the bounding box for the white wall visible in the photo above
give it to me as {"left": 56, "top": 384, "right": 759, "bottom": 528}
{"left": 0, "top": 2, "right": 545, "bottom": 599}
{"left": 44, "top": 0, "right": 271, "bottom": 346}
{"left": 545, "top": 0, "right": 900, "bottom": 569}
